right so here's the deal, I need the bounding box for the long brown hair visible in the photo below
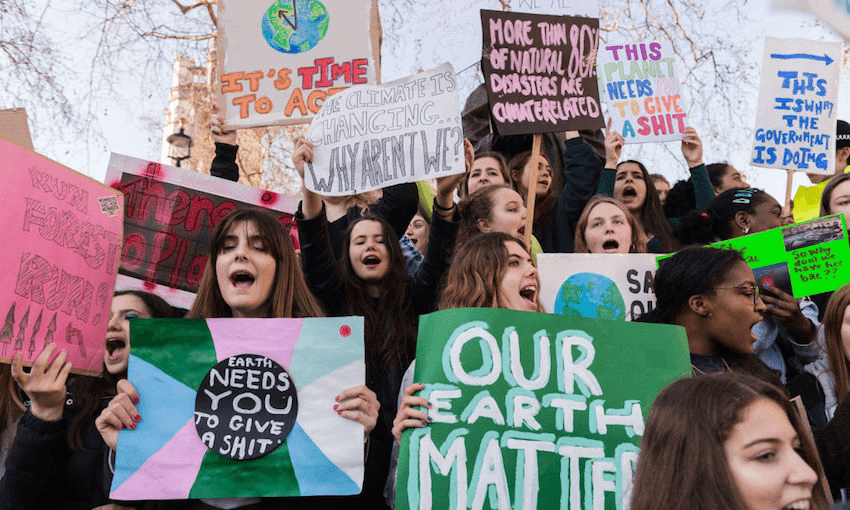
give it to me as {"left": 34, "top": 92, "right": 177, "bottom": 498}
{"left": 823, "top": 284, "right": 850, "bottom": 406}
{"left": 0, "top": 366, "right": 25, "bottom": 436}
{"left": 439, "top": 232, "right": 543, "bottom": 312}
{"left": 69, "top": 290, "right": 174, "bottom": 451}
{"left": 187, "top": 208, "right": 325, "bottom": 319}
{"left": 631, "top": 373, "right": 828, "bottom": 510}
{"left": 617, "top": 160, "right": 677, "bottom": 252}
{"left": 573, "top": 195, "right": 647, "bottom": 253}
{"left": 339, "top": 215, "right": 416, "bottom": 370}
{"left": 509, "top": 151, "right": 555, "bottom": 239}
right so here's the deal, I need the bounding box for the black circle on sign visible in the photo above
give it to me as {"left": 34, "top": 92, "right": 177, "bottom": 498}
{"left": 194, "top": 354, "right": 298, "bottom": 461}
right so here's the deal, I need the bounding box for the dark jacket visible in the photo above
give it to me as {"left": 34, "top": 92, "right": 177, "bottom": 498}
{"left": 597, "top": 163, "right": 714, "bottom": 253}
{"left": 815, "top": 393, "right": 850, "bottom": 500}
{"left": 296, "top": 201, "right": 458, "bottom": 509}
{"left": 540, "top": 136, "right": 604, "bottom": 253}
{"left": 0, "top": 402, "right": 176, "bottom": 510}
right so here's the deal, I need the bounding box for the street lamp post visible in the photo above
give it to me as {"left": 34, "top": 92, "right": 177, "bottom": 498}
{"left": 166, "top": 127, "right": 193, "bottom": 167}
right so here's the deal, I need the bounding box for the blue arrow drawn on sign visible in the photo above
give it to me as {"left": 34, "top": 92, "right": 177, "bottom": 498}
{"left": 770, "top": 52, "right": 834, "bottom": 65}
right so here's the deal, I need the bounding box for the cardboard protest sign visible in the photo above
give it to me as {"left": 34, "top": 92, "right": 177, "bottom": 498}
{"left": 216, "top": 0, "right": 378, "bottom": 130}
{"left": 305, "top": 64, "right": 465, "bottom": 196}
{"left": 0, "top": 140, "right": 123, "bottom": 375}
{"left": 597, "top": 41, "right": 688, "bottom": 143}
{"left": 105, "top": 154, "right": 298, "bottom": 309}
{"left": 538, "top": 254, "right": 658, "bottom": 321}
{"left": 480, "top": 10, "right": 604, "bottom": 135}
{"left": 658, "top": 213, "right": 850, "bottom": 298}
{"left": 0, "top": 108, "right": 34, "bottom": 151}
{"left": 751, "top": 37, "right": 842, "bottom": 174}
{"left": 380, "top": 0, "right": 599, "bottom": 81}
{"left": 111, "top": 317, "right": 365, "bottom": 499}
{"left": 396, "top": 308, "right": 690, "bottom": 510}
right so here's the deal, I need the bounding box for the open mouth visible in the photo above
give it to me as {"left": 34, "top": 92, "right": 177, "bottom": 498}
{"left": 230, "top": 270, "right": 255, "bottom": 288}
{"left": 363, "top": 255, "right": 381, "bottom": 267}
{"left": 517, "top": 226, "right": 525, "bottom": 237}
{"left": 602, "top": 240, "right": 620, "bottom": 250}
{"left": 622, "top": 186, "right": 637, "bottom": 199}
{"left": 409, "top": 237, "right": 418, "bottom": 246}
{"left": 783, "top": 500, "right": 810, "bottom": 510}
{"left": 519, "top": 284, "right": 537, "bottom": 304}
{"left": 105, "top": 338, "right": 127, "bottom": 361}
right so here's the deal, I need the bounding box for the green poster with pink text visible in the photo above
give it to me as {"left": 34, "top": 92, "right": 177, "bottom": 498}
{"left": 396, "top": 308, "right": 690, "bottom": 510}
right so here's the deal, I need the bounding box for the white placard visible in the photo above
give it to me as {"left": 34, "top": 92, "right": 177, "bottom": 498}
{"left": 305, "top": 64, "right": 465, "bottom": 196}
{"left": 217, "top": 0, "right": 377, "bottom": 129}
{"left": 538, "top": 253, "right": 658, "bottom": 321}
{"left": 751, "top": 37, "right": 842, "bottom": 174}
{"left": 597, "top": 40, "right": 689, "bottom": 143}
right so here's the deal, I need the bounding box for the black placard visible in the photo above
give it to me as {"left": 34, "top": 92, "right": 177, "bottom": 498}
{"left": 480, "top": 10, "right": 604, "bottom": 135}
{"left": 194, "top": 354, "right": 298, "bottom": 461}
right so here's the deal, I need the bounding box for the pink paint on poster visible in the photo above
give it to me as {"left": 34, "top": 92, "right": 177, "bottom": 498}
{"left": 0, "top": 140, "right": 123, "bottom": 375}
{"left": 207, "top": 318, "right": 302, "bottom": 367}
{"left": 111, "top": 418, "right": 207, "bottom": 500}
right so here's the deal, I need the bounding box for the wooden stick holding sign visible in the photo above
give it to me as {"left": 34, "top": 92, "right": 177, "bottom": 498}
{"left": 785, "top": 169, "right": 794, "bottom": 212}
{"left": 523, "top": 133, "right": 542, "bottom": 249}
{"left": 790, "top": 396, "right": 834, "bottom": 507}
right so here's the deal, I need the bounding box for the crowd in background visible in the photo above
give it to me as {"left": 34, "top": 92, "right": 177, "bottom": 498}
{"left": 2, "top": 87, "right": 850, "bottom": 510}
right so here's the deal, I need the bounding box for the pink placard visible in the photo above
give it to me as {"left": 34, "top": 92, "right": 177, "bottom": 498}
{"left": 0, "top": 140, "right": 123, "bottom": 375}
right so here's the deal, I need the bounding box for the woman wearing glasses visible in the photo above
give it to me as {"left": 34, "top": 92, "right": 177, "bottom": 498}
{"left": 638, "top": 247, "right": 782, "bottom": 382}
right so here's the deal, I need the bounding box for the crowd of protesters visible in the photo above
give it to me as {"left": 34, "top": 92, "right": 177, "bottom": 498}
{"left": 3, "top": 92, "right": 850, "bottom": 510}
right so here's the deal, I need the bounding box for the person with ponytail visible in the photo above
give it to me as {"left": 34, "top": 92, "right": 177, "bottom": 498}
{"left": 573, "top": 195, "right": 648, "bottom": 253}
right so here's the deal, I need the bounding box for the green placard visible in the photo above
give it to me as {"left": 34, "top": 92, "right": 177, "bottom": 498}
{"left": 658, "top": 214, "right": 849, "bottom": 298}
{"left": 396, "top": 308, "right": 690, "bottom": 510}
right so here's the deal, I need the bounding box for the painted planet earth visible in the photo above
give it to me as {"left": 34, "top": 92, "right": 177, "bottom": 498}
{"left": 261, "top": 0, "right": 329, "bottom": 54}
{"left": 553, "top": 272, "right": 626, "bottom": 320}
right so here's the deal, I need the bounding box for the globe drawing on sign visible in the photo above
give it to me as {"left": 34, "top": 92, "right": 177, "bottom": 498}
{"left": 553, "top": 273, "right": 626, "bottom": 320}
{"left": 261, "top": 0, "right": 329, "bottom": 54}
